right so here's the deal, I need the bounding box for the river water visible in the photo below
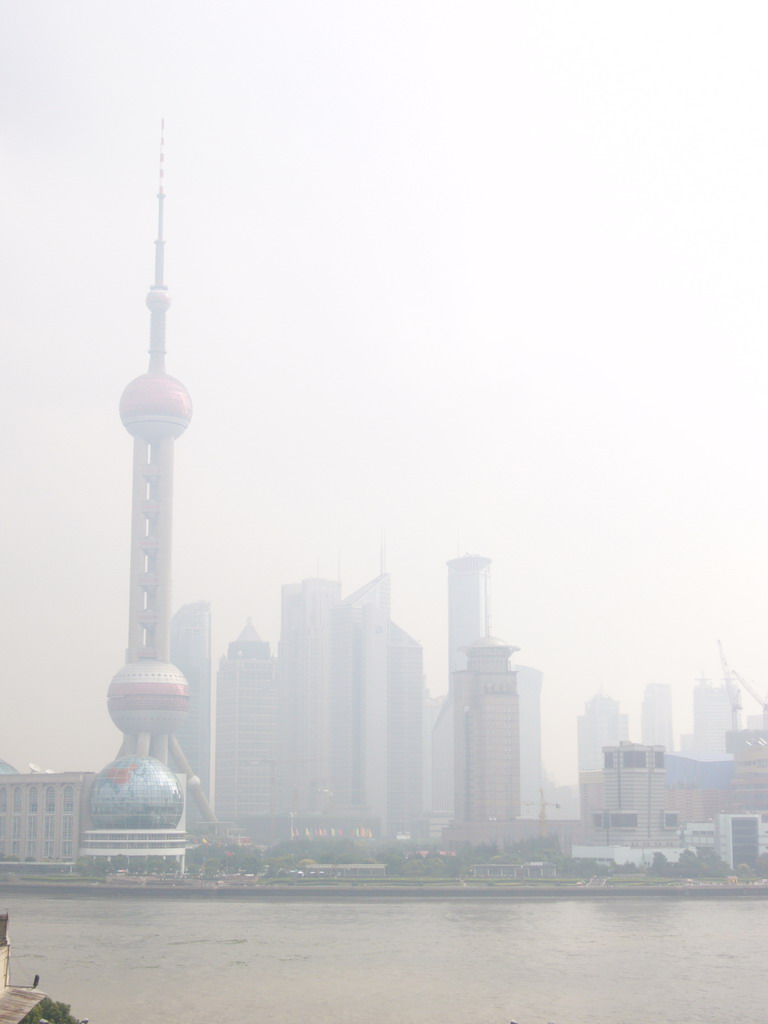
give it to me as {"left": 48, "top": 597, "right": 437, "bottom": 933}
{"left": 3, "top": 892, "right": 766, "bottom": 1024}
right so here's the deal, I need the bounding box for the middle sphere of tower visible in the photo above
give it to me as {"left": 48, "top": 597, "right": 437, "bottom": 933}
{"left": 107, "top": 660, "right": 190, "bottom": 735}
{"left": 120, "top": 372, "right": 192, "bottom": 441}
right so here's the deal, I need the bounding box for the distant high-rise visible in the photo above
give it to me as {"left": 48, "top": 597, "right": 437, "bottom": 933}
{"left": 215, "top": 621, "right": 277, "bottom": 823}
{"left": 171, "top": 602, "right": 212, "bottom": 810}
{"left": 329, "top": 574, "right": 423, "bottom": 837}
{"left": 447, "top": 555, "right": 492, "bottom": 675}
{"left": 452, "top": 636, "right": 520, "bottom": 824}
{"left": 422, "top": 692, "right": 445, "bottom": 814}
{"left": 692, "top": 677, "right": 733, "bottom": 756}
{"left": 277, "top": 578, "right": 341, "bottom": 815}
{"left": 516, "top": 665, "right": 543, "bottom": 809}
{"left": 433, "top": 555, "right": 492, "bottom": 817}
{"left": 641, "top": 683, "right": 674, "bottom": 752}
{"left": 577, "top": 694, "right": 629, "bottom": 772}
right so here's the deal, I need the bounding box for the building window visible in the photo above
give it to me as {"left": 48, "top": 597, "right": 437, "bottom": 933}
{"left": 622, "top": 751, "right": 647, "bottom": 769}
{"left": 63, "top": 786, "right": 75, "bottom": 814}
{"left": 62, "top": 817, "right": 74, "bottom": 841}
{"left": 664, "top": 812, "right": 678, "bottom": 828}
{"left": 610, "top": 813, "right": 638, "bottom": 828}
{"left": 12, "top": 816, "right": 21, "bottom": 840}
{"left": 604, "top": 752, "right": 615, "bottom": 769}
{"left": 0, "top": 789, "right": 6, "bottom": 813}
{"left": 45, "top": 787, "right": 56, "bottom": 814}
{"left": 12, "top": 788, "right": 21, "bottom": 813}
{"left": 43, "top": 841, "right": 54, "bottom": 859}
{"left": 27, "top": 817, "right": 37, "bottom": 841}
{"left": 28, "top": 787, "right": 38, "bottom": 813}
{"left": 27, "top": 842, "right": 36, "bottom": 858}
{"left": 61, "top": 841, "right": 73, "bottom": 859}
{"left": 44, "top": 816, "right": 54, "bottom": 841}
{"left": 655, "top": 751, "right": 665, "bottom": 768}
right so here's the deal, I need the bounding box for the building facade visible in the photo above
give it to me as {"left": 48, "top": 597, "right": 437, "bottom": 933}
{"left": 586, "top": 742, "right": 679, "bottom": 848}
{"left": 577, "top": 693, "right": 629, "bottom": 772}
{"left": 641, "top": 683, "right": 674, "bottom": 752}
{"left": 0, "top": 772, "right": 94, "bottom": 862}
{"left": 516, "top": 665, "right": 543, "bottom": 811}
{"left": 277, "top": 578, "right": 341, "bottom": 816}
{"left": 691, "top": 677, "right": 733, "bottom": 756}
{"left": 452, "top": 636, "right": 520, "bottom": 826}
{"left": 215, "top": 622, "right": 277, "bottom": 823}
{"left": 433, "top": 554, "right": 492, "bottom": 819}
{"left": 170, "top": 601, "right": 212, "bottom": 812}
{"left": 328, "top": 574, "right": 423, "bottom": 838}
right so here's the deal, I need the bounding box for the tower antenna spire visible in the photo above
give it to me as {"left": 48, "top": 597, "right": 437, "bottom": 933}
{"left": 154, "top": 119, "right": 166, "bottom": 289}
{"left": 147, "top": 119, "right": 170, "bottom": 372}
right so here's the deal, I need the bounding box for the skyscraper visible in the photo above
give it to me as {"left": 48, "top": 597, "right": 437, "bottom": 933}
{"left": 516, "top": 665, "right": 543, "bottom": 809}
{"left": 577, "top": 693, "right": 629, "bottom": 772}
{"left": 692, "top": 677, "right": 734, "bottom": 756}
{"left": 277, "top": 578, "right": 341, "bottom": 815}
{"left": 215, "top": 621, "right": 277, "bottom": 823}
{"left": 641, "top": 683, "right": 674, "bottom": 752}
{"left": 328, "top": 574, "right": 423, "bottom": 837}
{"left": 452, "top": 636, "right": 520, "bottom": 824}
{"left": 447, "top": 555, "right": 492, "bottom": 675}
{"left": 171, "top": 601, "right": 212, "bottom": 810}
{"left": 432, "top": 555, "right": 492, "bottom": 816}
{"left": 97, "top": 132, "right": 215, "bottom": 832}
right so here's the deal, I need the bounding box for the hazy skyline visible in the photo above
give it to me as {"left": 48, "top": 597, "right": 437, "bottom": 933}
{"left": 2, "top": 1, "right": 767, "bottom": 784}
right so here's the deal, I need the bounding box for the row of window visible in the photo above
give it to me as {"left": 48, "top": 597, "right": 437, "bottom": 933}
{"left": 604, "top": 751, "right": 666, "bottom": 770}
{"left": 0, "top": 814, "right": 74, "bottom": 840}
{"left": 592, "top": 810, "right": 679, "bottom": 829}
{"left": 0, "top": 786, "right": 76, "bottom": 814}
{"left": 0, "top": 840, "right": 73, "bottom": 859}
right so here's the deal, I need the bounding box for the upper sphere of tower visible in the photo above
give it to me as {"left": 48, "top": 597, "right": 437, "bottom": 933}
{"left": 107, "top": 660, "right": 190, "bottom": 735}
{"left": 146, "top": 286, "right": 171, "bottom": 313}
{"left": 120, "top": 372, "right": 192, "bottom": 441}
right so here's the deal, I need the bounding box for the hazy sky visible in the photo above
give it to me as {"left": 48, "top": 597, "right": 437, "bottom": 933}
{"left": 2, "top": 1, "right": 767, "bottom": 785}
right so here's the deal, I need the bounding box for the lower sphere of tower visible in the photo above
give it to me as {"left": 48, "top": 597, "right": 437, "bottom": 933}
{"left": 120, "top": 372, "right": 192, "bottom": 441}
{"left": 90, "top": 756, "right": 183, "bottom": 829}
{"left": 107, "top": 660, "right": 190, "bottom": 735}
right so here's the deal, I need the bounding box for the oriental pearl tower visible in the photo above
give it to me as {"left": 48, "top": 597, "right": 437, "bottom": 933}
{"left": 102, "top": 127, "right": 216, "bottom": 824}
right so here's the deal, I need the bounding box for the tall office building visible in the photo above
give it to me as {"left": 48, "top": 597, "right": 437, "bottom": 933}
{"left": 215, "top": 622, "right": 277, "bottom": 823}
{"left": 577, "top": 693, "right": 629, "bottom": 772}
{"left": 692, "top": 678, "right": 734, "bottom": 756}
{"left": 433, "top": 555, "right": 492, "bottom": 816}
{"left": 329, "top": 574, "right": 423, "bottom": 837}
{"left": 277, "top": 578, "right": 341, "bottom": 815}
{"left": 453, "top": 636, "right": 520, "bottom": 824}
{"left": 171, "top": 602, "right": 212, "bottom": 810}
{"left": 447, "top": 555, "right": 492, "bottom": 675}
{"left": 422, "top": 692, "right": 445, "bottom": 814}
{"left": 641, "top": 683, "right": 674, "bottom": 752}
{"left": 516, "top": 665, "right": 543, "bottom": 809}
{"left": 88, "top": 134, "right": 213, "bottom": 867}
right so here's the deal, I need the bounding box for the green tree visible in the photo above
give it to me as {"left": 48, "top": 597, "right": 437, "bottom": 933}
{"left": 651, "top": 852, "right": 670, "bottom": 877}
{"left": 19, "top": 996, "right": 81, "bottom": 1024}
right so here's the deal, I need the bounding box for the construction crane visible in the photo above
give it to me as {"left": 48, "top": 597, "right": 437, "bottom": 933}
{"left": 717, "top": 640, "right": 743, "bottom": 733}
{"left": 522, "top": 788, "right": 561, "bottom": 838}
{"left": 729, "top": 667, "right": 768, "bottom": 733}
